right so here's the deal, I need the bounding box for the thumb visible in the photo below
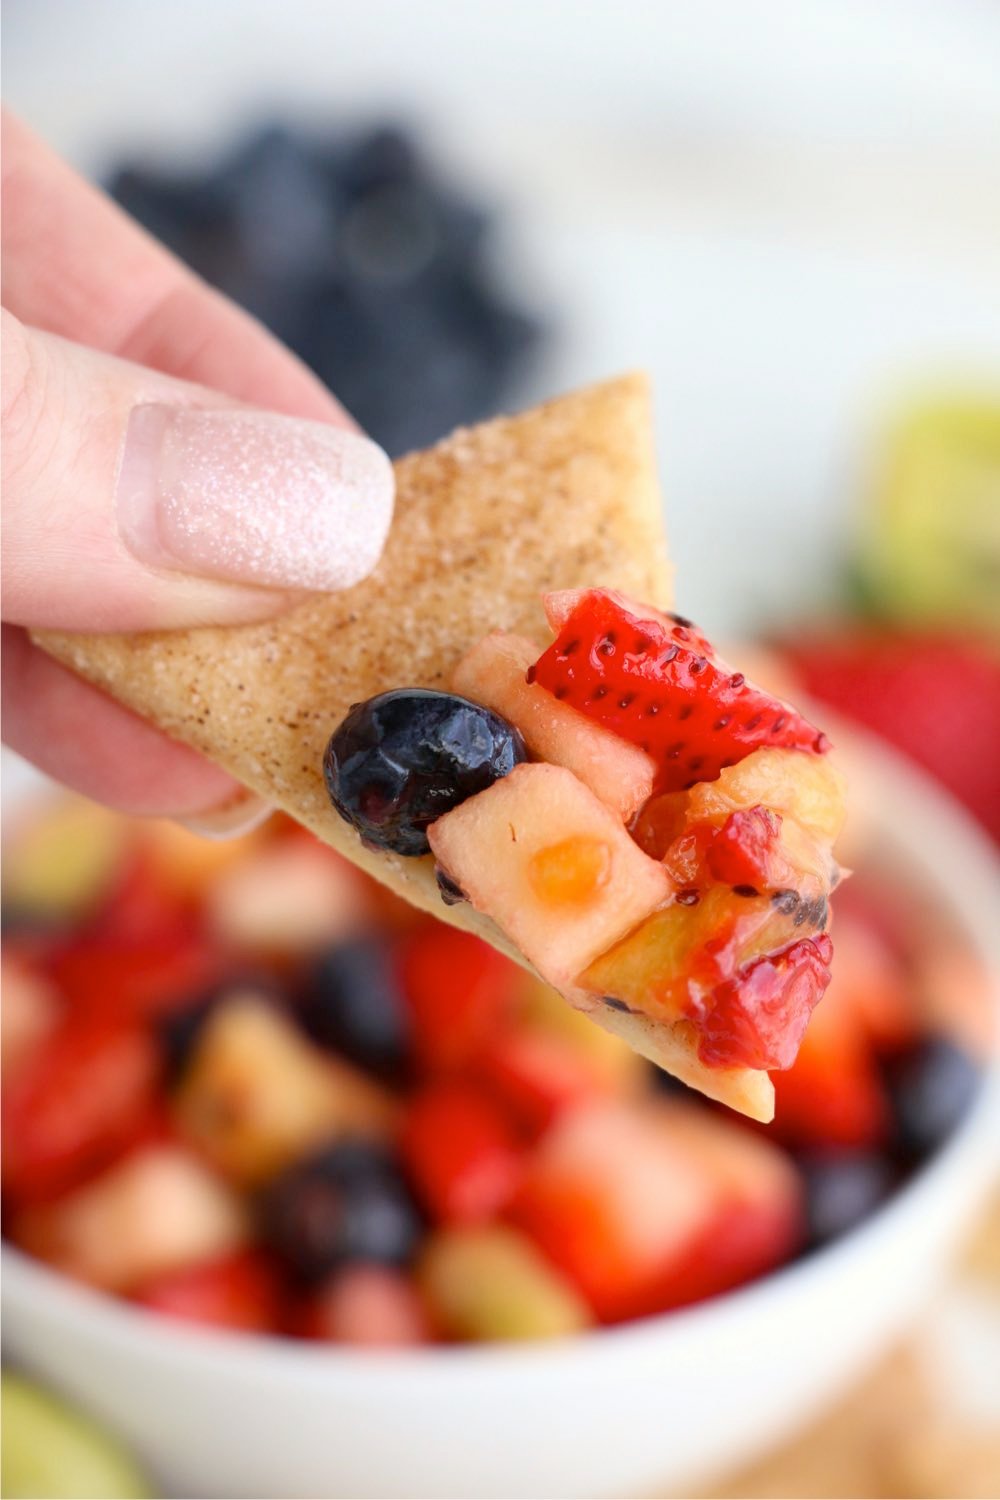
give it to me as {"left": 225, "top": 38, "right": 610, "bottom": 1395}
{"left": 1, "top": 310, "right": 395, "bottom": 632}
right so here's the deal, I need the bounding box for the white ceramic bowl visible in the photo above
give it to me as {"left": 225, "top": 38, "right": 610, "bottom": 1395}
{"left": 4, "top": 741, "right": 999, "bottom": 1500}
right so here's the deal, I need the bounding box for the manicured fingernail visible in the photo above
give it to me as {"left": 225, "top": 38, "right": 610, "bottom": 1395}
{"left": 117, "top": 405, "right": 394, "bottom": 590}
{"left": 177, "top": 792, "right": 273, "bottom": 841}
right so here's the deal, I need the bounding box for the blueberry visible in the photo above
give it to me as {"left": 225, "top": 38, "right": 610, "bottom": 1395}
{"left": 798, "top": 1149, "right": 895, "bottom": 1248}
{"left": 257, "top": 1139, "right": 422, "bottom": 1283}
{"left": 107, "top": 121, "right": 545, "bottom": 461}
{"left": 435, "top": 866, "right": 467, "bottom": 906}
{"left": 299, "top": 939, "right": 410, "bottom": 1084}
{"left": 324, "top": 689, "right": 528, "bottom": 857}
{"left": 883, "top": 1036, "right": 980, "bottom": 1159}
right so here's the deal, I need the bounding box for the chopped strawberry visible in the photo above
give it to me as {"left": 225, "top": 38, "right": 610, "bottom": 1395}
{"left": 509, "top": 1099, "right": 799, "bottom": 1322}
{"left": 772, "top": 994, "right": 890, "bottom": 1149}
{"left": 47, "top": 934, "right": 219, "bottom": 1025}
{"left": 477, "top": 1026, "right": 611, "bottom": 1136}
{"left": 529, "top": 590, "right": 827, "bottom": 792}
{"left": 401, "top": 1083, "right": 523, "bottom": 1225}
{"left": 2, "top": 1021, "right": 161, "bottom": 1203}
{"left": 89, "top": 848, "right": 198, "bottom": 947}
{"left": 698, "top": 933, "right": 833, "bottom": 1071}
{"left": 133, "top": 1249, "right": 283, "bottom": 1333}
{"left": 706, "top": 806, "right": 787, "bottom": 890}
{"left": 397, "top": 924, "right": 517, "bottom": 1073}
{"left": 781, "top": 631, "right": 1000, "bottom": 841}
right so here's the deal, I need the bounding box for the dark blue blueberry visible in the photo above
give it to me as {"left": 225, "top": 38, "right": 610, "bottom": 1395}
{"left": 257, "top": 1139, "right": 422, "bottom": 1283}
{"left": 883, "top": 1036, "right": 980, "bottom": 1159}
{"left": 435, "top": 866, "right": 467, "bottom": 906}
{"left": 799, "top": 1149, "right": 896, "bottom": 1248}
{"left": 324, "top": 689, "right": 528, "bottom": 857}
{"left": 299, "top": 939, "right": 410, "bottom": 1084}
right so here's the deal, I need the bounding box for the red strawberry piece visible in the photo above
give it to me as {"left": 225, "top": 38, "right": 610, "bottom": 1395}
{"left": 477, "top": 1026, "right": 609, "bottom": 1137}
{"left": 697, "top": 933, "right": 833, "bottom": 1071}
{"left": 48, "top": 935, "right": 220, "bottom": 1025}
{"left": 398, "top": 924, "right": 518, "bottom": 1073}
{"left": 705, "top": 806, "right": 786, "bottom": 889}
{"left": 1, "top": 1020, "right": 161, "bottom": 1204}
{"left": 772, "top": 987, "right": 890, "bottom": 1149}
{"left": 530, "top": 590, "right": 827, "bottom": 792}
{"left": 782, "top": 631, "right": 1000, "bottom": 841}
{"left": 401, "top": 1083, "right": 523, "bottom": 1225}
{"left": 133, "top": 1250, "right": 283, "bottom": 1333}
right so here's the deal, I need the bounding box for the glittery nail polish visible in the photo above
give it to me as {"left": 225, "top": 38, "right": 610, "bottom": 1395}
{"left": 117, "top": 405, "right": 394, "bottom": 591}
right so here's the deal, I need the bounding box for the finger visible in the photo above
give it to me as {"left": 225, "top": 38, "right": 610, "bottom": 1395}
{"left": 1, "top": 111, "right": 347, "bottom": 423}
{"left": 2, "top": 312, "right": 395, "bottom": 632}
{"left": 2, "top": 625, "right": 240, "bottom": 815}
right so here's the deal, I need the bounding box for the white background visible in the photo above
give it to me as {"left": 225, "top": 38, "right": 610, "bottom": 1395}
{"left": 5, "top": 0, "right": 1000, "bottom": 634}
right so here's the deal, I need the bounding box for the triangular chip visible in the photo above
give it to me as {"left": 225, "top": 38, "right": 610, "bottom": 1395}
{"left": 36, "top": 375, "right": 774, "bottom": 1121}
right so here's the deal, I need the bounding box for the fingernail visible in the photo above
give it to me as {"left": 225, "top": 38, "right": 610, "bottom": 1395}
{"left": 117, "top": 405, "right": 394, "bottom": 590}
{"left": 177, "top": 792, "right": 273, "bottom": 841}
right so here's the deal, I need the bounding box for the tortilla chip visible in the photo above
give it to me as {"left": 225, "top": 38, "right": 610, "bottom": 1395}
{"left": 35, "top": 374, "right": 773, "bottom": 1121}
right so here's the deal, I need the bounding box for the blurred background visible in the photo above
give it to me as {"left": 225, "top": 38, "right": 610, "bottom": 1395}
{"left": 2, "top": 2, "right": 999, "bottom": 1497}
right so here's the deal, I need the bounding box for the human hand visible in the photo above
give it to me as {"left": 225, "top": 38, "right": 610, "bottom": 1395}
{"left": 1, "top": 112, "right": 394, "bottom": 826}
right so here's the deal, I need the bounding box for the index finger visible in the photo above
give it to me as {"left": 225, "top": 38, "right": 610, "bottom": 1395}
{"left": 1, "top": 111, "right": 350, "bottom": 425}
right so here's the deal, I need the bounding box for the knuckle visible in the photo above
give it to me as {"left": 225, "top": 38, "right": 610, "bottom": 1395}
{"left": 1, "top": 312, "right": 53, "bottom": 489}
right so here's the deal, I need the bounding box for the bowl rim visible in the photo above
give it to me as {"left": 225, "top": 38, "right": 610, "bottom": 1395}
{"left": 4, "top": 727, "right": 999, "bottom": 1382}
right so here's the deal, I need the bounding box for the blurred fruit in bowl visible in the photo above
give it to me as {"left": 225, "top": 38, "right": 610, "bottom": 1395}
{"left": 109, "top": 123, "right": 543, "bottom": 456}
{"left": 1, "top": 798, "right": 129, "bottom": 927}
{"left": 1, "top": 1372, "right": 151, "bottom": 1499}
{"left": 418, "top": 1225, "right": 591, "bottom": 1341}
{"left": 782, "top": 632, "right": 1000, "bottom": 842}
{"left": 0, "top": 798, "right": 989, "bottom": 1351}
{"left": 858, "top": 395, "right": 1000, "bottom": 639}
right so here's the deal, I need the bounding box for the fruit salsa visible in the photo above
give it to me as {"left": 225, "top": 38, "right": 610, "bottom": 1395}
{"left": 1, "top": 791, "right": 984, "bottom": 1345}
{"left": 324, "top": 589, "right": 847, "bottom": 1121}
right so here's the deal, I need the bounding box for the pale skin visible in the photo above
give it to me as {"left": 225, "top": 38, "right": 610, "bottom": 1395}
{"left": 1, "top": 111, "right": 389, "bottom": 818}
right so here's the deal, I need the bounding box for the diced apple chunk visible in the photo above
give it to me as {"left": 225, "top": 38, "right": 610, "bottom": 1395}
{"left": 206, "top": 841, "right": 368, "bottom": 955}
{"left": 13, "top": 1146, "right": 247, "bottom": 1291}
{"left": 428, "top": 764, "right": 672, "bottom": 997}
{"left": 174, "top": 993, "right": 395, "bottom": 1185}
{"left": 453, "top": 632, "right": 656, "bottom": 820}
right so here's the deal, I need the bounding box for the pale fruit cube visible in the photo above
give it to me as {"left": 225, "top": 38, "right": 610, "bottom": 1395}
{"left": 453, "top": 632, "right": 656, "bottom": 821}
{"left": 14, "top": 1147, "right": 247, "bottom": 1291}
{"left": 649, "top": 1096, "right": 801, "bottom": 1213}
{"left": 174, "top": 992, "right": 395, "bottom": 1185}
{"left": 206, "top": 841, "right": 369, "bottom": 955}
{"left": 685, "top": 747, "right": 848, "bottom": 844}
{"left": 418, "top": 1225, "right": 590, "bottom": 1341}
{"left": 2, "top": 797, "right": 127, "bottom": 921}
{"left": 428, "top": 763, "right": 672, "bottom": 996}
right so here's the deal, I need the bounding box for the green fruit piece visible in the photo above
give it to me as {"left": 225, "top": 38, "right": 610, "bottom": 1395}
{"left": 418, "top": 1225, "right": 591, "bottom": 1341}
{"left": 0, "top": 1373, "right": 151, "bottom": 1499}
{"left": 3, "top": 799, "right": 128, "bottom": 922}
{"left": 861, "top": 396, "right": 1000, "bottom": 636}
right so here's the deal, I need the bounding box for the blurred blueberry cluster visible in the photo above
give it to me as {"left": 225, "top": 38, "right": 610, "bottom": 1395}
{"left": 110, "top": 124, "right": 544, "bottom": 455}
